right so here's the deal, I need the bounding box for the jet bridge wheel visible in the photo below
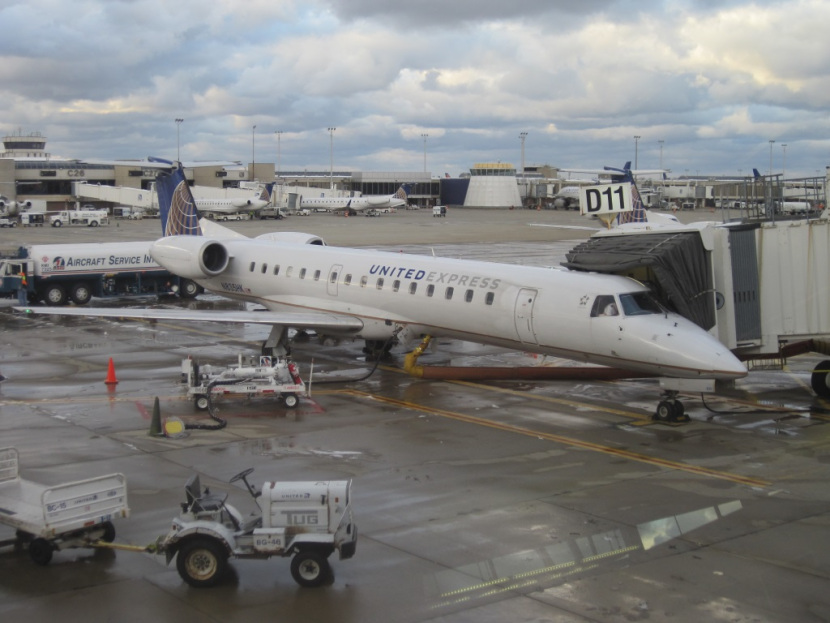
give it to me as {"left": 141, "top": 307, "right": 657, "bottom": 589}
{"left": 810, "top": 360, "right": 830, "bottom": 398}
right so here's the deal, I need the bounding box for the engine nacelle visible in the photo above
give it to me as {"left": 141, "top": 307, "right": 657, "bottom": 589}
{"left": 255, "top": 232, "right": 326, "bottom": 246}
{"left": 150, "top": 236, "right": 230, "bottom": 280}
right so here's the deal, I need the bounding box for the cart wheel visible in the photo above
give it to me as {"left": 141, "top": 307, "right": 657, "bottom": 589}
{"left": 290, "top": 550, "right": 331, "bottom": 587}
{"left": 176, "top": 538, "right": 228, "bottom": 588}
{"left": 29, "top": 538, "right": 54, "bottom": 566}
{"left": 100, "top": 521, "right": 116, "bottom": 543}
{"left": 283, "top": 393, "right": 299, "bottom": 409}
{"left": 195, "top": 395, "right": 209, "bottom": 411}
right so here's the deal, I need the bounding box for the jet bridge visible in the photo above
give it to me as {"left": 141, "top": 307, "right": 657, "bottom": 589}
{"left": 563, "top": 230, "right": 715, "bottom": 331}
{"left": 563, "top": 215, "right": 830, "bottom": 395}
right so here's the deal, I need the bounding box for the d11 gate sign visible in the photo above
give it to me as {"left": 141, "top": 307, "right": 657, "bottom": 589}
{"left": 578, "top": 182, "right": 634, "bottom": 219}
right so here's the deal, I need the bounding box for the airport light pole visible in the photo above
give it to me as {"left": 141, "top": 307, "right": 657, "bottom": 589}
{"left": 519, "top": 131, "right": 528, "bottom": 175}
{"left": 175, "top": 118, "right": 183, "bottom": 162}
{"left": 251, "top": 125, "right": 257, "bottom": 181}
{"left": 421, "top": 133, "right": 428, "bottom": 173}
{"left": 634, "top": 135, "right": 641, "bottom": 170}
{"left": 768, "top": 139, "right": 775, "bottom": 176}
{"left": 658, "top": 139, "right": 664, "bottom": 170}
{"left": 781, "top": 143, "right": 787, "bottom": 179}
{"left": 328, "top": 127, "right": 336, "bottom": 189}
{"left": 275, "top": 130, "right": 283, "bottom": 179}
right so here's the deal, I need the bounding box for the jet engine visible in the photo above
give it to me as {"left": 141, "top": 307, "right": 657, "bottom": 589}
{"left": 255, "top": 232, "right": 326, "bottom": 245}
{"left": 150, "top": 237, "right": 230, "bottom": 280}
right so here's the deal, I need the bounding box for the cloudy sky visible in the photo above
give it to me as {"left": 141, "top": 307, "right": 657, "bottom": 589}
{"left": 1, "top": 0, "right": 828, "bottom": 178}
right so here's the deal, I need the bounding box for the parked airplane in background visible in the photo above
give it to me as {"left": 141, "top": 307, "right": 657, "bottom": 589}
{"left": 195, "top": 183, "right": 274, "bottom": 220}
{"left": 17, "top": 165, "right": 746, "bottom": 420}
{"left": 0, "top": 197, "right": 37, "bottom": 216}
{"left": 301, "top": 184, "right": 410, "bottom": 214}
{"left": 552, "top": 185, "right": 582, "bottom": 210}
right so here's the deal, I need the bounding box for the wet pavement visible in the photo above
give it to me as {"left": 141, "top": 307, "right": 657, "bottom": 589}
{"left": 1, "top": 208, "right": 829, "bottom": 622}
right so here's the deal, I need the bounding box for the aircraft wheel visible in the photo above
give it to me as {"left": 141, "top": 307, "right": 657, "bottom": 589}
{"left": 810, "top": 360, "right": 830, "bottom": 398}
{"left": 283, "top": 393, "right": 299, "bottom": 409}
{"left": 29, "top": 538, "right": 54, "bottom": 566}
{"left": 290, "top": 550, "right": 331, "bottom": 587}
{"left": 671, "top": 401, "right": 689, "bottom": 422}
{"left": 655, "top": 400, "right": 675, "bottom": 421}
{"left": 176, "top": 538, "right": 228, "bottom": 588}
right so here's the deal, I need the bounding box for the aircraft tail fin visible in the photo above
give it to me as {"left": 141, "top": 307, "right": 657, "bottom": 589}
{"left": 752, "top": 168, "right": 761, "bottom": 178}
{"left": 259, "top": 182, "right": 275, "bottom": 202}
{"left": 603, "top": 161, "right": 647, "bottom": 225}
{"left": 395, "top": 184, "right": 411, "bottom": 201}
{"left": 157, "top": 165, "right": 202, "bottom": 237}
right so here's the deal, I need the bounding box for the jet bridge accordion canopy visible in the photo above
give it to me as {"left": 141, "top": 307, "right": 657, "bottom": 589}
{"left": 563, "top": 231, "right": 715, "bottom": 330}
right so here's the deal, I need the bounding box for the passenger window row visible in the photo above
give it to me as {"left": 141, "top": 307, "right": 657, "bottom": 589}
{"left": 249, "top": 262, "right": 495, "bottom": 306}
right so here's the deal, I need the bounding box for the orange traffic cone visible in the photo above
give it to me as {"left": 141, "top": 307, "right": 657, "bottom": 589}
{"left": 104, "top": 357, "right": 118, "bottom": 385}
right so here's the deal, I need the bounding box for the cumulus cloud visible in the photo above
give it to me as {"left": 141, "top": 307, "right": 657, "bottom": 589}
{"left": 0, "top": 0, "right": 827, "bottom": 175}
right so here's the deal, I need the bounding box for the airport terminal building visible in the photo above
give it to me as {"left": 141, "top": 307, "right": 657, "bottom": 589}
{"left": 0, "top": 131, "right": 540, "bottom": 212}
{"left": 4, "top": 130, "right": 822, "bottom": 214}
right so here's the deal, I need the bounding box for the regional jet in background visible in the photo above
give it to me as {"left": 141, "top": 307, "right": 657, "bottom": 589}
{"left": 17, "top": 165, "right": 746, "bottom": 419}
{"left": 195, "top": 183, "right": 274, "bottom": 220}
{"left": 552, "top": 185, "right": 582, "bottom": 210}
{"left": 300, "top": 184, "right": 410, "bottom": 214}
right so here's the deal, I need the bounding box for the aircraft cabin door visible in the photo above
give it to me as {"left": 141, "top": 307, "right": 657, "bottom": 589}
{"left": 327, "top": 264, "right": 343, "bottom": 296}
{"left": 514, "top": 288, "right": 538, "bottom": 345}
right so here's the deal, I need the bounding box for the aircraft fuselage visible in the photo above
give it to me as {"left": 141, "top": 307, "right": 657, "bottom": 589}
{"left": 150, "top": 237, "right": 747, "bottom": 381}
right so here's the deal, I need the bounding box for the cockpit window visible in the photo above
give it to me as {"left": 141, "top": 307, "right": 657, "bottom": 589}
{"left": 619, "top": 292, "right": 663, "bottom": 316}
{"left": 590, "top": 295, "right": 619, "bottom": 317}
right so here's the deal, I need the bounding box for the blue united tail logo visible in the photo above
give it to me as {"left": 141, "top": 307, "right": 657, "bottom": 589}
{"left": 604, "top": 162, "right": 647, "bottom": 225}
{"left": 157, "top": 165, "right": 202, "bottom": 237}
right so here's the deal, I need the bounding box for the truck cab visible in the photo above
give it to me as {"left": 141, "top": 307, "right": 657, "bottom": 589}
{"left": 0, "top": 257, "right": 34, "bottom": 302}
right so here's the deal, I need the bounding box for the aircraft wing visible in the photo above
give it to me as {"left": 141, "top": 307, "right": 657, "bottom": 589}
{"left": 13, "top": 306, "right": 365, "bottom": 331}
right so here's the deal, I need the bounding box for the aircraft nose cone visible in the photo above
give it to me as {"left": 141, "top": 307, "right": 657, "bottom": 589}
{"left": 676, "top": 325, "right": 747, "bottom": 379}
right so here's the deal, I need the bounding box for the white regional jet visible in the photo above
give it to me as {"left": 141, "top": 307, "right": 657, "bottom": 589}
{"left": 301, "top": 184, "right": 410, "bottom": 213}
{"left": 17, "top": 166, "right": 746, "bottom": 419}
{"left": 195, "top": 183, "right": 274, "bottom": 219}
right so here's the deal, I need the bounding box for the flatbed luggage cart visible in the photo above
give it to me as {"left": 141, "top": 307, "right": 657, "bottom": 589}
{"left": 0, "top": 447, "right": 129, "bottom": 565}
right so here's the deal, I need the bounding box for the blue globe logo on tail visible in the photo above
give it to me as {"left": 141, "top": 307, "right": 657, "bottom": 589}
{"left": 157, "top": 165, "right": 202, "bottom": 237}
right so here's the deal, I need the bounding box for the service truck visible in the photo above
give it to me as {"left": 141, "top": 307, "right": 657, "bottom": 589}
{"left": 0, "top": 242, "right": 202, "bottom": 305}
{"left": 50, "top": 208, "right": 109, "bottom": 227}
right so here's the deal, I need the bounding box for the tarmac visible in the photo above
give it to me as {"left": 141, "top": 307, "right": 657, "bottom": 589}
{"left": 1, "top": 207, "right": 829, "bottom": 622}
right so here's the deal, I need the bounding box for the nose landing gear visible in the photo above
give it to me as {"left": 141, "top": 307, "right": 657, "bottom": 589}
{"left": 653, "top": 391, "right": 689, "bottom": 423}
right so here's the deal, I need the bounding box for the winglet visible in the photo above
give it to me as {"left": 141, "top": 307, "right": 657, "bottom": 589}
{"left": 156, "top": 165, "right": 202, "bottom": 237}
